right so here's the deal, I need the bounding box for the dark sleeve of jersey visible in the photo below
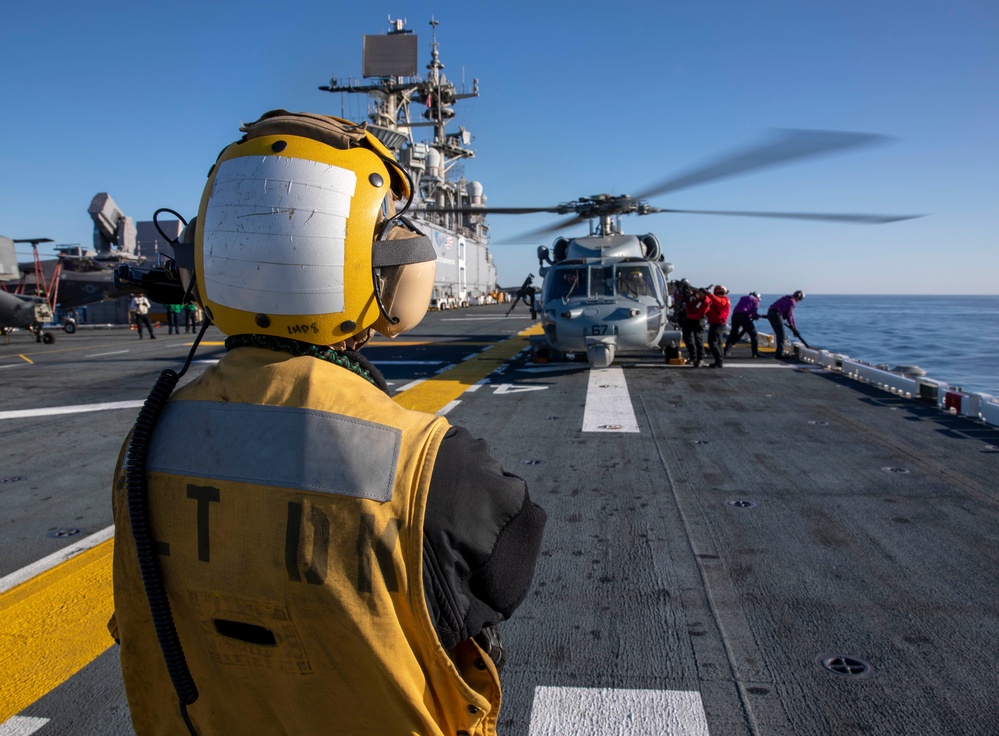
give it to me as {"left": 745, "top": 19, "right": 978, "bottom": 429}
{"left": 422, "top": 425, "right": 547, "bottom": 651}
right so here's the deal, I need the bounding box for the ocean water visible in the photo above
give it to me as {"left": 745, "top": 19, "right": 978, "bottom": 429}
{"left": 754, "top": 294, "right": 999, "bottom": 397}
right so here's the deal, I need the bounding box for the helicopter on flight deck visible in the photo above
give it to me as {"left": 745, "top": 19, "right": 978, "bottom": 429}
{"left": 0, "top": 236, "right": 59, "bottom": 343}
{"left": 421, "top": 128, "right": 922, "bottom": 367}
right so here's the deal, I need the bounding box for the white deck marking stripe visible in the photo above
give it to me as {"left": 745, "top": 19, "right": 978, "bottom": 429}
{"left": 630, "top": 363, "right": 795, "bottom": 369}
{"left": 0, "top": 526, "right": 114, "bottom": 595}
{"left": 85, "top": 350, "right": 130, "bottom": 357}
{"left": 441, "top": 317, "right": 533, "bottom": 321}
{"left": 528, "top": 686, "right": 710, "bottom": 735}
{"left": 393, "top": 378, "right": 427, "bottom": 393}
{"left": 0, "top": 400, "right": 144, "bottom": 421}
{"left": 370, "top": 360, "right": 441, "bottom": 365}
{"left": 0, "top": 716, "right": 51, "bottom": 735}
{"left": 518, "top": 364, "right": 579, "bottom": 373}
{"left": 582, "top": 367, "right": 639, "bottom": 433}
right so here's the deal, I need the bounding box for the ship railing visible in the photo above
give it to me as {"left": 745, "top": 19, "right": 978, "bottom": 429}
{"left": 795, "top": 345, "right": 999, "bottom": 429}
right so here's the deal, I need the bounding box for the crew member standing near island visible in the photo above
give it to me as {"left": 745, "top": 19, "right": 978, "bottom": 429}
{"left": 767, "top": 290, "right": 805, "bottom": 359}
{"left": 165, "top": 303, "right": 182, "bottom": 335}
{"left": 131, "top": 294, "right": 156, "bottom": 339}
{"left": 109, "top": 110, "right": 546, "bottom": 736}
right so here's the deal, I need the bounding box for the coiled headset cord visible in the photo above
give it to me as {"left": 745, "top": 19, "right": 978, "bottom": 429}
{"left": 125, "top": 319, "right": 210, "bottom": 735}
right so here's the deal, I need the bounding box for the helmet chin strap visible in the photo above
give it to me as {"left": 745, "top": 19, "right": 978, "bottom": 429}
{"left": 341, "top": 328, "right": 375, "bottom": 350}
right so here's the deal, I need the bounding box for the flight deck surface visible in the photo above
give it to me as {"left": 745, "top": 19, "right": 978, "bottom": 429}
{"left": 2, "top": 305, "right": 997, "bottom": 734}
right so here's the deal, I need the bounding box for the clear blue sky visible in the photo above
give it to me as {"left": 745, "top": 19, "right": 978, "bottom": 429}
{"left": 2, "top": 0, "right": 996, "bottom": 294}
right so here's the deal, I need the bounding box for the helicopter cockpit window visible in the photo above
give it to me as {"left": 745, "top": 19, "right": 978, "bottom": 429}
{"left": 549, "top": 267, "right": 587, "bottom": 301}
{"left": 616, "top": 265, "right": 655, "bottom": 298}
{"left": 589, "top": 266, "right": 614, "bottom": 297}
{"left": 654, "top": 266, "right": 667, "bottom": 295}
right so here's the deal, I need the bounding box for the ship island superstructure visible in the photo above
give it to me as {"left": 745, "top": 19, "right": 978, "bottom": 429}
{"left": 320, "top": 18, "right": 498, "bottom": 308}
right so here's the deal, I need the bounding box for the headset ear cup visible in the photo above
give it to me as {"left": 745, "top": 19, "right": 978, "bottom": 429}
{"left": 373, "top": 260, "right": 436, "bottom": 337}
{"left": 370, "top": 222, "right": 436, "bottom": 337}
{"left": 177, "top": 218, "right": 201, "bottom": 306}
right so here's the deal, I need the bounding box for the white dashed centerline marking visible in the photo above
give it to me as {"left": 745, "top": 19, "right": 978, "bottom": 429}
{"left": 528, "top": 686, "right": 709, "bottom": 735}
{"left": 582, "top": 367, "right": 639, "bottom": 433}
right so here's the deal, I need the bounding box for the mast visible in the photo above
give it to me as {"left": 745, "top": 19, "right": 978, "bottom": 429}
{"left": 318, "top": 18, "right": 496, "bottom": 303}
{"left": 318, "top": 18, "right": 479, "bottom": 214}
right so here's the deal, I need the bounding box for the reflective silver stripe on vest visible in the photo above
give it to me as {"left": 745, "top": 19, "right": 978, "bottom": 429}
{"left": 147, "top": 400, "right": 399, "bottom": 502}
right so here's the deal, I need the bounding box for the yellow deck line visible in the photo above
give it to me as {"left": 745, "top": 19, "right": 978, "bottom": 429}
{"left": 393, "top": 325, "right": 542, "bottom": 412}
{"left": 0, "top": 540, "right": 115, "bottom": 721}
{"left": 0, "top": 323, "right": 542, "bottom": 720}
{"left": 369, "top": 339, "right": 498, "bottom": 347}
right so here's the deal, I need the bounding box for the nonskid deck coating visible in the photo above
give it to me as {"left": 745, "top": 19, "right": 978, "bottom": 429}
{"left": 2, "top": 305, "right": 997, "bottom": 734}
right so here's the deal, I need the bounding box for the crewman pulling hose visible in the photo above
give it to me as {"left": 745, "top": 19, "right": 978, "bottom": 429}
{"left": 767, "top": 290, "right": 807, "bottom": 358}
{"left": 108, "top": 111, "right": 546, "bottom": 736}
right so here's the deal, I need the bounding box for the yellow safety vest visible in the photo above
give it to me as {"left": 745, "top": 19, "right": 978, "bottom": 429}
{"left": 110, "top": 347, "right": 501, "bottom": 735}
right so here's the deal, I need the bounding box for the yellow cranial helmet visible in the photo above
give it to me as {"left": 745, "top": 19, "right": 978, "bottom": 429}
{"left": 194, "top": 110, "right": 436, "bottom": 345}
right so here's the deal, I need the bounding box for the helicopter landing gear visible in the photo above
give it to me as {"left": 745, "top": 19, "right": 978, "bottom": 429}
{"left": 529, "top": 334, "right": 554, "bottom": 364}
{"left": 30, "top": 325, "right": 55, "bottom": 344}
{"left": 530, "top": 345, "right": 550, "bottom": 364}
{"left": 663, "top": 342, "right": 685, "bottom": 364}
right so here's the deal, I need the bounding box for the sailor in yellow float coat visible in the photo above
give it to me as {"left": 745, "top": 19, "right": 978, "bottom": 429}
{"left": 108, "top": 110, "right": 546, "bottom": 735}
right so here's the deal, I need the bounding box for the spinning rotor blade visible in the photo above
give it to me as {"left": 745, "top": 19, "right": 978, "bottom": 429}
{"left": 413, "top": 205, "right": 566, "bottom": 215}
{"left": 412, "top": 128, "right": 917, "bottom": 241}
{"left": 413, "top": 204, "right": 592, "bottom": 243}
{"left": 634, "top": 129, "right": 890, "bottom": 200}
{"left": 498, "top": 214, "right": 591, "bottom": 244}
{"left": 657, "top": 208, "right": 922, "bottom": 224}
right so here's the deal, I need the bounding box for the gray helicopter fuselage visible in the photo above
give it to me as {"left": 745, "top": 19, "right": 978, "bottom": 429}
{"left": 0, "top": 289, "right": 51, "bottom": 330}
{"left": 538, "top": 235, "right": 672, "bottom": 367}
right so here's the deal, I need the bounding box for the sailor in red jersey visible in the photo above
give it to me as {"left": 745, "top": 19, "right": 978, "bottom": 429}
{"left": 682, "top": 285, "right": 712, "bottom": 367}
{"left": 706, "top": 285, "right": 731, "bottom": 368}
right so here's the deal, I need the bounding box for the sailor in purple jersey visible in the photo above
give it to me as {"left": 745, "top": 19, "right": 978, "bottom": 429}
{"left": 767, "top": 290, "right": 805, "bottom": 359}
{"left": 724, "top": 291, "right": 762, "bottom": 358}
